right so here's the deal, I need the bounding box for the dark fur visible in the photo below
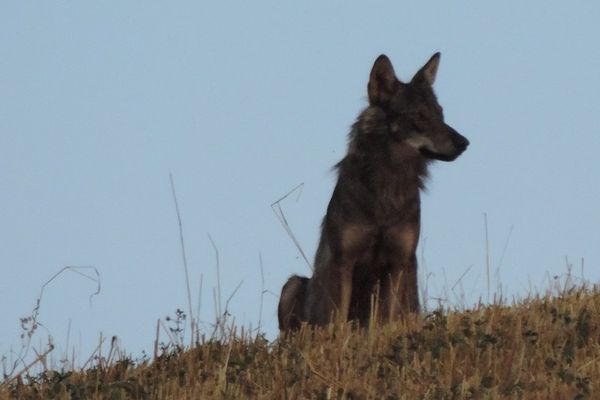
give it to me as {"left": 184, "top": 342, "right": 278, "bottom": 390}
{"left": 278, "top": 53, "right": 468, "bottom": 331}
{"left": 277, "top": 275, "right": 308, "bottom": 331}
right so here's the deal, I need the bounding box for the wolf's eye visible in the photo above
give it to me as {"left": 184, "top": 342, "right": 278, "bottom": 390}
{"left": 412, "top": 119, "right": 426, "bottom": 132}
{"left": 416, "top": 112, "right": 429, "bottom": 122}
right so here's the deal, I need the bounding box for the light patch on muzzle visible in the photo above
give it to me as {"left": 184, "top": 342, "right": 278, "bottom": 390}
{"left": 406, "top": 135, "right": 437, "bottom": 153}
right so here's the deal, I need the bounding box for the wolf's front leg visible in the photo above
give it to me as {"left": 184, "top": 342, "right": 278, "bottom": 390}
{"left": 381, "top": 224, "right": 420, "bottom": 321}
{"left": 309, "top": 224, "right": 372, "bottom": 325}
{"left": 332, "top": 260, "right": 353, "bottom": 323}
{"left": 378, "top": 255, "right": 419, "bottom": 323}
{"left": 306, "top": 263, "right": 353, "bottom": 326}
{"left": 335, "top": 224, "right": 378, "bottom": 323}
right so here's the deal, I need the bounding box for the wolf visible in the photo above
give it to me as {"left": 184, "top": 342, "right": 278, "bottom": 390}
{"left": 278, "top": 53, "right": 469, "bottom": 331}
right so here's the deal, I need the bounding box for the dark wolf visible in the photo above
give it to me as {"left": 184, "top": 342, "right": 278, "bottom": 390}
{"left": 278, "top": 53, "right": 469, "bottom": 331}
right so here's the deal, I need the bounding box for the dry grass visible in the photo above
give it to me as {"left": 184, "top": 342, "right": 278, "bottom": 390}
{"left": 2, "top": 288, "right": 599, "bottom": 399}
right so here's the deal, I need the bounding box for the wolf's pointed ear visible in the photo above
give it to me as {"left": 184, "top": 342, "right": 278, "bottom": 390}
{"left": 412, "top": 52, "right": 441, "bottom": 86}
{"left": 368, "top": 54, "right": 398, "bottom": 105}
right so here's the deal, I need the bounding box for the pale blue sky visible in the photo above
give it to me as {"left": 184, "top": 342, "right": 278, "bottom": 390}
{"left": 2, "top": 2, "right": 600, "bottom": 368}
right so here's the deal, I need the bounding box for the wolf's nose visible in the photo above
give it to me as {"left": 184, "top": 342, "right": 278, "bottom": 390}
{"left": 456, "top": 134, "right": 469, "bottom": 149}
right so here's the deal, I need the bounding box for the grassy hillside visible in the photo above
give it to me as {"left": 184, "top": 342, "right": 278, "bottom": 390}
{"left": 2, "top": 289, "right": 599, "bottom": 399}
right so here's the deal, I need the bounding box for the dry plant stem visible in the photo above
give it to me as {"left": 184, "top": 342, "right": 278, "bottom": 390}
{"left": 169, "top": 173, "right": 195, "bottom": 347}
{"left": 218, "top": 338, "right": 234, "bottom": 390}
{"left": 106, "top": 336, "right": 117, "bottom": 365}
{"left": 80, "top": 336, "right": 106, "bottom": 372}
{"left": 4, "top": 265, "right": 100, "bottom": 380}
{"left": 98, "top": 332, "right": 103, "bottom": 369}
{"left": 196, "top": 273, "right": 203, "bottom": 342}
{"left": 8, "top": 266, "right": 100, "bottom": 379}
{"left": 30, "top": 347, "right": 46, "bottom": 375}
{"left": 212, "top": 288, "right": 219, "bottom": 335}
{"left": 224, "top": 282, "right": 243, "bottom": 317}
{"left": 154, "top": 319, "right": 160, "bottom": 359}
{"left": 258, "top": 253, "right": 265, "bottom": 333}
{"left": 497, "top": 225, "right": 514, "bottom": 271}
{"left": 484, "top": 212, "right": 490, "bottom": 303}
{"left": 209, "top": 281, "right": 243, "bottom": 340}
{"left": 158, "top": 319, "right": 177, "bottom": 348}
{"left": 208, "top": 234, "right": 222, "bottom": 319}
{"left": 222, "top": 281, "right": 243, "bottom": 338}
{"left": 6, "top": 344, "right": 54, "bottom": 384}
{"left": 451, "top": 265, "right": 472, "bottom": 292}
{"left": 64, "top": 318, "right": 71, "bottom": 369}
{"left": 450, "top": 266, "right": 470, "bottom": 308}
{"left": 301, "top": 351, "right": 341, "bottom": 389}
{"left": 271, "top": 182, "right": 313, "bottom": 272}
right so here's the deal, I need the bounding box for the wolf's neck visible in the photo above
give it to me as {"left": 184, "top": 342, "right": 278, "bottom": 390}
{"left": 345, "top": 137, "right": 428, "bottom": 191}
{"left": 365, "top": 152, "right": 427, "bottom": 194}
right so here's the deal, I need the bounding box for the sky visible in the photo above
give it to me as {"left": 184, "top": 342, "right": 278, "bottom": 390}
{"left": 1, "top": 2, "right": 600, "bottom": 371}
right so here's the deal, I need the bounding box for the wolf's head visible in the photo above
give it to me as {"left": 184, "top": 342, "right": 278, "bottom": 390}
{"left": 367, "top": 53, "right": 469, "bottom": 162}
